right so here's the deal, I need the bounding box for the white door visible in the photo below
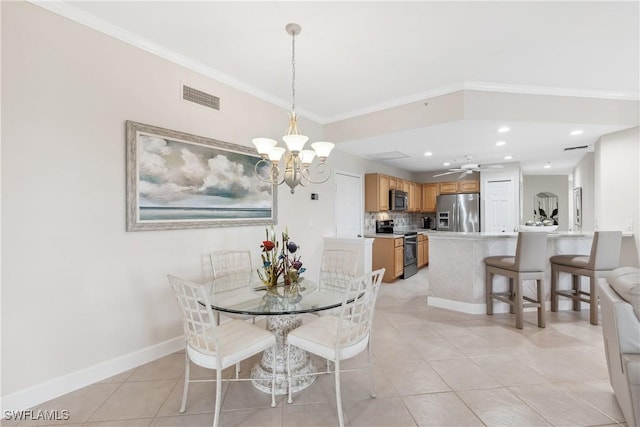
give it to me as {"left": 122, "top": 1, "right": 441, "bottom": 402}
{"left": 485, "top": 179, "right": 515, "bottom": 232}
{"left": 335, "top": 171, "right": 363, "bottom": 238}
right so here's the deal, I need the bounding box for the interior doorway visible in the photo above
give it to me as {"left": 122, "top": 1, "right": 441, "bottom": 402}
{"left": 335, "top": 171, "right": 363, "bottom": 238}
{"left": 485, "top": 179, "right": 515, "bottom": 232}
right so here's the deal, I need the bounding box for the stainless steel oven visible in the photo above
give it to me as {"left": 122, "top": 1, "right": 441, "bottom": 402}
{"left": 402, "top": 232, "right": 418, "bottom": 279}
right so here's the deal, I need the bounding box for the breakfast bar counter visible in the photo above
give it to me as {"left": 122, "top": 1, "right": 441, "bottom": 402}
{"left": 427, "top": 231, "right": 637, "bottom": 314}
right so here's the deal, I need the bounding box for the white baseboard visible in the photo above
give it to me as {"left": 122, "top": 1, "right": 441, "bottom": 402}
{"left": 428, "top": 297, "right": 487, "bottom": 314}
{"left": 428, "top": 297, "right": 572, "bottom": 315}
{"left": 1, "top": 336, "right": 184, "bottom": 411}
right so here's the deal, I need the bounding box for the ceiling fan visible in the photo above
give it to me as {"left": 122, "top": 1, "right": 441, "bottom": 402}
{"left": 433, "top": 155, "right": 504, "bottom": 179}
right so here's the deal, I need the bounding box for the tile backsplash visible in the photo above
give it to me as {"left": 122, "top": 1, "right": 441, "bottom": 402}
{"left": 365, "top": 212, "right": 436, "bottom": 233}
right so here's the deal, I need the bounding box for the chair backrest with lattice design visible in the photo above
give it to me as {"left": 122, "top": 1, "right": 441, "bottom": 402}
{"left": 319, "top": 249, "right": 359, "bottom": 292}
{"left": 335, "top": 268, "right": 384, "bottom": 352}
{"left": 209, "top": 250, "right": 253, "bottom": 293}
{"left": 168, "top": 275, "right": 219, "bottom": 356}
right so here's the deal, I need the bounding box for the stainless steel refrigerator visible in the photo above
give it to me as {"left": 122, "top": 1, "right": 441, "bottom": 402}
{"left": 436, "top": 193, "right": 480, "bottom": 232}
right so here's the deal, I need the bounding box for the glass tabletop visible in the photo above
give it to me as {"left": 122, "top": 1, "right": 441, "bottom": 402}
{"left": 206, "top": 279, "right": 357, "bottom": 316}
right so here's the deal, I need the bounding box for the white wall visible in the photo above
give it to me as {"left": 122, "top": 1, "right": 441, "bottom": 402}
{"left": 522, "top": 175, "right": 569, "bottom": 231}
{"left": 572, "top": 152, "right": 595, "bottom": 231}
{"left": 594, "top": 127, "right": 640, "bottom": 264}
{"left": 0, "top": 2, "right": 406, "bottom": 407}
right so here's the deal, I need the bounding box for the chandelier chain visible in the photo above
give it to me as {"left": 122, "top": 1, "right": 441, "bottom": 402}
{"left": 291, "top": 30, "right": 296, "bottom": 113}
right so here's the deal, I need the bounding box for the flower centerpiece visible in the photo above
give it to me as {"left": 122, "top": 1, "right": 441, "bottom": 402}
{"left": 257, "top": 226, "right": 305, "bottom": 288}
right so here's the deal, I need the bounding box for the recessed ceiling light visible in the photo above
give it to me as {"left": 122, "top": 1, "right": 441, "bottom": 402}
{"left": 424, "top": 151, "right": 433, "bottom": 156}
{"left": 496, "top": 141, "right": 506, "bottom": 146}
{"left": 544, "top": 163, "right": 551, "bottom": 169}
{"left": 443, "top": 162, "right": 450, "bottom": 166}
{"left": 570, "top": 129, "right": 583, "bottom": 136}
{"left": 497, "top": 127, "right": 510, "bottom": 133}
{"left": 504, "top": 155, "right": 513, "bottom": 160}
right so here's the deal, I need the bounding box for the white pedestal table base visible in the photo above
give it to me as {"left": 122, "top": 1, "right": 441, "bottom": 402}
{"left": 250, "top": 313, "right": 316, "bottom": 395}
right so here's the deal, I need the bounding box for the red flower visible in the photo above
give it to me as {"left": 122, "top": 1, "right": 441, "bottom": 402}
{"left": 262, "top": 240, "right": 275, "bottom": 251}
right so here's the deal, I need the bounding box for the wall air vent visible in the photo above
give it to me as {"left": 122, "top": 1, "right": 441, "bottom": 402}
{"left": 182, "top": 85, "right": 220, "bottom": 111}
{"left": 563, "top": 145, "right": 588, "bottom": 152}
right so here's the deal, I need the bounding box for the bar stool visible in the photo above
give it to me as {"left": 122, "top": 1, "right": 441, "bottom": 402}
{"left": 550, "top": 231, "right": 622, "bottom": 325}
{"left": 485, "top": 232, "right": 549, "bottom": 329}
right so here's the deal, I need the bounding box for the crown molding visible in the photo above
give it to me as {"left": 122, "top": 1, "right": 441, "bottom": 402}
{"left": 31, "top": 1, "right": 640, "bottom": 127}
{"left": 29, "top": 0, "right": 323, "bottom": 123}
{"left": 326, "top": 81, "right": 639, "bottom": 124}
{"left": 462, "top": 81, "right": 639, "bottom": 102}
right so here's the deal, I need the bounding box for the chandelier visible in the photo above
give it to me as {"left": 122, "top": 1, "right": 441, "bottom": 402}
{"left": 253, "top": 23, "right": 334, "bottom": 194}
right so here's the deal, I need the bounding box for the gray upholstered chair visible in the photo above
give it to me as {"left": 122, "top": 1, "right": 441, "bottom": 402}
{"left": 550, "top": 231, "right": 622, "bottom": 325}
{"left": 599, "top": 267, "right": 640, "bottom": 427}
{"left": 485, "top": 232, "right": 548, "bottom": 329}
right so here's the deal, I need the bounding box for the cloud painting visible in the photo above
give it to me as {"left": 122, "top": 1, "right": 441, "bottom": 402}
{"left": 127, "top": 122, "right": 276, "bottom": 230}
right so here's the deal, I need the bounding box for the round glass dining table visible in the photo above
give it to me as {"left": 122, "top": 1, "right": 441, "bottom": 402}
{"left": 206, "top": 280, "right": 358, "bottom": 395}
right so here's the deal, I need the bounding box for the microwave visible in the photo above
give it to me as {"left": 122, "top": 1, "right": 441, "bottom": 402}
{"left": 389, "top": 189, "right": 408, "bottom": 211}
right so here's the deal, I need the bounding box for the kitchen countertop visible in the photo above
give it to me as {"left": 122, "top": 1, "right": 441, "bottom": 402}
{"left": 366, "top": 230, "right": 633, "bottom": 239}
{"left": 427, "top": 230, "right": 634, "bottom": 239}
{"left": 364, "top": 230, "right": 433, "bottom": 239}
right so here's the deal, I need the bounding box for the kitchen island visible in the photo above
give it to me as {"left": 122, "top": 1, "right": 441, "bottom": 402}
{"left": 427, "top": 231, "right": 637, "bottom": 314}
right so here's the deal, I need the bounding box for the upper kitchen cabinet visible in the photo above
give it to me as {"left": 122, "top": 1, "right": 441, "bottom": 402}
{"left": 438, "top": 180, "right": 480, "bottom": 195}
{"left": 438, "top": 181, "right": 458, "bottom": 194}
{"left": 389, "top": 176, "right": 397, "bottom": 190}
{"left": 421, "top": 183, "right": 438, "bottom": 212}
{"left": 459, "top": 180, "right": 480, "bottom": 193}
{"left": 365, "top": 173, "right": 390, "bottom": 212}
{"left": 408, "top": 181, "right": 421, "bottom": 212}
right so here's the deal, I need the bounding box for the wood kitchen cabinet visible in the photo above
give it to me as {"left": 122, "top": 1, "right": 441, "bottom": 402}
{"left": 421, "top": 183, "right": 438, "bottom": 212}
{"left": 459, "top": 180, "right": 480, "bottom": 193}
{"left": 438, "top": 181, "right": 458, "bottom": 194}
{"left": 407, "top": 181, "right": 416, "bottom": 212}
{"left": 417, "top": 234, "right": 429, "bottom": 267}
{"left": 437, "top": 180, "right": 480, "bottom": 195}
{"left": 365, "top": 173, "right": 390, "bottom": 212}
{"left": 372, "top": 237, "right": 404, "bottom": 283}
{"left": 389, "top": 176, "right": 397, "bottom": 190}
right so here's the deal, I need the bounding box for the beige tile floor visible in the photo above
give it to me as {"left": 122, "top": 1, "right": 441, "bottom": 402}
{"left": 13, "top": 268, "right": 626, "bottom": 426}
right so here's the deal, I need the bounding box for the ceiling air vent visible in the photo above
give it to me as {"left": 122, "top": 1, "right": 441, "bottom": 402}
{"left": 368, "top": 151, "right": 410, "bottom": 161}
{"left": 182, "top": 85, "right": 220, "bottom": 111}
{"left": 563, "top": 145, "right": 588, "bottom": 152}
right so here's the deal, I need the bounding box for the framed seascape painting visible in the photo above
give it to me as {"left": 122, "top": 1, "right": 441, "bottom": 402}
{"left": 126, "top": 121, "right": 277, "bottom": 231}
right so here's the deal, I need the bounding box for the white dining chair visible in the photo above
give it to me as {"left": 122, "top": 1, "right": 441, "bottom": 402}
{"left": 285, "top": 268, "right": 385, "bottom": 427}
{"left": 209, "top": 250, "right": 257, "bottom": 324}
{"left": 318, "top": 249, "right": 359, "bottom": 293}
{"left": 167, "top": 275, "right": 276, "bottom": 427}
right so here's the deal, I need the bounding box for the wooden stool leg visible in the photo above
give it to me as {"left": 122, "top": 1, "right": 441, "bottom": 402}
{"left": 486, "top": 270, "right": 493, "bottom": 315}
{"left": 572, "top": 274, "right": 581, "bottom": 311}
{"left": 537, "top": 279, "right": 545, "bottom": 328}
{"left": 589, "top": 276, "right": 599, "bottom": 326}
{"left": 551, "top": 265, "right": 559, "bottom": 312}
{"left": 509, "top": 278, "right": 515, "bottom": 314}
{"left": 514, "top": 278, "right": 523, "bottom": 329}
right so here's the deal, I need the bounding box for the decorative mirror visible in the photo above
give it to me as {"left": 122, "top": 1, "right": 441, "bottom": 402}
{"left": 534, "top": 192, "right": 559, "bottom": 225}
